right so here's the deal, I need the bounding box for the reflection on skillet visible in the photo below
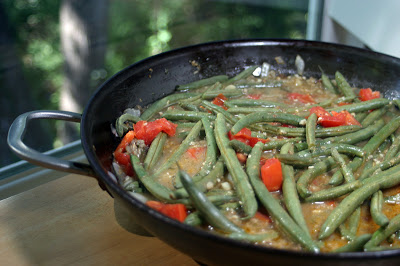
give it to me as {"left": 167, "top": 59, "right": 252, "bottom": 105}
{"left": 109, "top": 57, "right": 400, "bottom": 253}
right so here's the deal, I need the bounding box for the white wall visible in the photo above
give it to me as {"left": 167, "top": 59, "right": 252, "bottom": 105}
{"left": 321, "top": 0, "right": 400, "bottom": 58}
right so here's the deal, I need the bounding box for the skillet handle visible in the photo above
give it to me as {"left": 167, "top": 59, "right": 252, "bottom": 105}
{"left": 7, "top": 110, "right": 96, "bottom": 177}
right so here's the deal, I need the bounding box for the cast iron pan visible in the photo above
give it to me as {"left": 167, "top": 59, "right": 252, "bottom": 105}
{"left": 8, "top": 39, "right": 400, "bottom": 265}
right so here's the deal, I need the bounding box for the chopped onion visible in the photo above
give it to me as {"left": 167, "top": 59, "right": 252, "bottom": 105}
{"left": 260, "top": 62, "right": 270, "bottom": 77}
{"left": 295, "top": 55, "right": 305, "bottom": 76}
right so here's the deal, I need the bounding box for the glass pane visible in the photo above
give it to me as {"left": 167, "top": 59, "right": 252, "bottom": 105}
{"left": 1, "top": 0, "right": 309, "bottom": 168}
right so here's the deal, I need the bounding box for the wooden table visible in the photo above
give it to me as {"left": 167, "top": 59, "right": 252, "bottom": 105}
{"left": 0, "top": 174, "right": 197, "bottom": 266}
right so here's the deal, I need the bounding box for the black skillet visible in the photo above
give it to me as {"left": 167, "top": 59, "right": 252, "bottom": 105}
{"left": 8, "top": 39, "right": 400, "bottom": 265}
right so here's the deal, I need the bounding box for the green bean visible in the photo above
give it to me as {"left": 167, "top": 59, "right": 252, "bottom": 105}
{"left": 361, "top": 106, "right": 388, "bottom": 127}
{"left": 201, "top": 100, "right": 238, "bottom": 125}
{"left": 116, "top": 113, "right": 141, "bottom": 137}
{"left": 193, "top": 117, "right": 218, "bottom": 181}
{"left": 331, "top": 147, "right": 355, "bottom": 183}
{"left": 143, "top": 132, "right": 167, "bottom": 170}
{"left": 140, "top": 93, "right": 200, "bottom": 120}
{"left": 229, "top": 139, "right": 252, "bottom": 154}
{"left": 339, "top": 208, "right": 361, "bottom": 241}
{"left": 364, "top": 116, "right": 400, "bottom": 156}
{"left": 338, "top": 223, "right": 354, "bottom": 241}
{"left": 370, "top": 190, "right": 389, "bottom": 227}
{"left": 318, "top": 183, "right": 379, "bottom": 240}
{"left": 348, "top": 207, "right": 361, "bottom": 237}
{"left": 320, "top": 70, "right": 338, "bottom": 94}
{"left": 192, "top": 160, "right": 225, "bottom": 189}
{"left": 335, "top": 71, "right": 357, "bottom": 99}
{"left": 153, "top": 121, "right": 202, "bottom": 177}
{"left": 227, "top": 107, "right": 282, "bottom": 114}
{"left": 324, "top": 119, "right": 385, "bottom": 145}
{"left": 231, "top": 112, "right": 306, "bottom": 135}
{"left": 368, "top": 165, "right": 400, "bottom": 190}
{"left": 201, "top": 89, "right": 243, "bottom": 99}
{"left": 178, "top": 168, "right": 243, "bottom": 233}
{"left": 123, "top": 180, "right": 142, "bottom": 193}
{"left": 327, "top": 98, "right": 390, "bottom": 113}
{"left": 131, "top": 155, "right": 176, "bottom": 202}
{"left": 275, "top": 154, "right": 323, "bottom": 167}
{"left": 336, "top": 96, "right": 357, "bottom": 104}
{"left": 176, "top": 122, "right": 198, "bottom": 128}
{"left": 162, "top": 110, "right": 215, "bottom": 122}
{"left": 329, "top": 157, "right": 362, "bottom": 185}
{"left": 330, "top": 116, "right": 400, "bottom": 184}
{"left": 262, "top": 137, "right": 304, "bottom": 150}
{"left": 384, "top": 135, "right": 400, "bottom": 160}
{"left": 176, "top": 75, "right": 229, "bottom": 91}
{"left": 184, "top": 211, "right": 203, "bottom": 226}
{"left": 306, "top": 113, "right": 317, "bottom": 152}
{"left": 246, "top": 142, "right": 319, "bottom": 252}
{"left": 179, "top": 102, "right": 201, "bottom": 112}
{"left": 234, "top": 81, "right": 282, "bottom": 89}
{"left": 331, "top": 234, "right": 372, "bottom": 253}
{"left": 214, "top": 113, "right": 258, "bottom": 219}
{"left": 355, "top": 111, "right": 368, "bottom": 123}
{"left": 262, "top": 124, "right": 361, "bottom": 138}
{"left": 228, "top": 231, "right": 278, "bottom": 242}
{"left": 297, "top": 143, "right": 364, "bottom": 158}
{"left": 226, "top": 65, "right": 258, "bottom": 83}
{"left": 358, "top": 153, "right": 400, "bottom": 181}
{"left": 297, "top": 157, "right": 338, "bottom": 198}
{"left": 304, "top": 181, "right": 362, "bottom": 203}
{"left": 281, "top": 143, "right": 310, "bottom": 237}
{"left": 319, "top": 168, "right": 400, "bottom": 239}
{"left": 364, "top": 213, "right": 400, "bottom": 250}
{"left": 197, "top": 194, "right": 238, "bottom": 206}
{"left": 226, "top": 99, "right": 288, "bottom": 108}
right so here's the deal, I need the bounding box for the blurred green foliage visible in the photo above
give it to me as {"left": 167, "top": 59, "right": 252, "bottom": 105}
{"left": 2, "top": 0, "right": 307, "bottom": 163}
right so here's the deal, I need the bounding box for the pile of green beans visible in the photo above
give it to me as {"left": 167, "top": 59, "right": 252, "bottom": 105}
{"left": 113, "top": 64, "right": 400, "bottom": 253}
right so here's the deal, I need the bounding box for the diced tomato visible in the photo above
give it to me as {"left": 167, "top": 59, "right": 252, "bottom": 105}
{"left": 229, "top": 128, "right": 269, "bottom": 147}
{"left": 114, "top": 130, "right": 136, "bottom": 176}
{"left": 326, "top": 200, "right": 337, "bottom": 207}
{"left": 309, "top": 106, "right": 361, "bottom": 127}
{"left": 359, "top": 88, "right": 380, "bottom": 101}
{"left": 260, "top": 158, "right": 283, "bottom": 192}
{"left": 236, "top": 152, "right": 248, "bottom": 163}
{"left": 247, "top": 94, "right": 261, "bottom": 100}
{"left": 341, "top": 111, "right": 362, "bottom": 126}
{"left": 319, "top": 110, "right": 361, "bottom": 127}
{"left": 146, "top": 201, "right": 187, "bottom": 222}
{"left": 309, "top": 106, "right": 331, "bottom": 118}
{"left": 145, "top": 200, "right": 164, "bottom": 211}
{"left": 288, "top": 93, "right": 315, "bottom": 104}
{"left": 186, "top": 146, "right": 206, "bottom": 159}
{"left": 212, "top": 93, "right": 228, "bottom": 110}
{"left": 318, "top": 114, "right": 345, "bottom": 127}
{"left": 248, "top": 137, "right": 269, "bottom": 147}
{"left": 134, "top": 118, "right": 177, "bottom": 145}
{"left": 254, "top": 211, "right": 271, "bottom": 222}
{"left": 232, "top": 127, "right": 252, "bottom": 139}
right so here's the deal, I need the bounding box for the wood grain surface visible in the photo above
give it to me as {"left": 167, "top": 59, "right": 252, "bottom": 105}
{"left": 0, "top": 174, "right": 197, "bottom": 266}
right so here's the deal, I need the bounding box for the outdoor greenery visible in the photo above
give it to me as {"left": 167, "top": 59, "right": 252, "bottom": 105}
{"left": 1, "top": 0, "right": 308, "bottom": 167}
